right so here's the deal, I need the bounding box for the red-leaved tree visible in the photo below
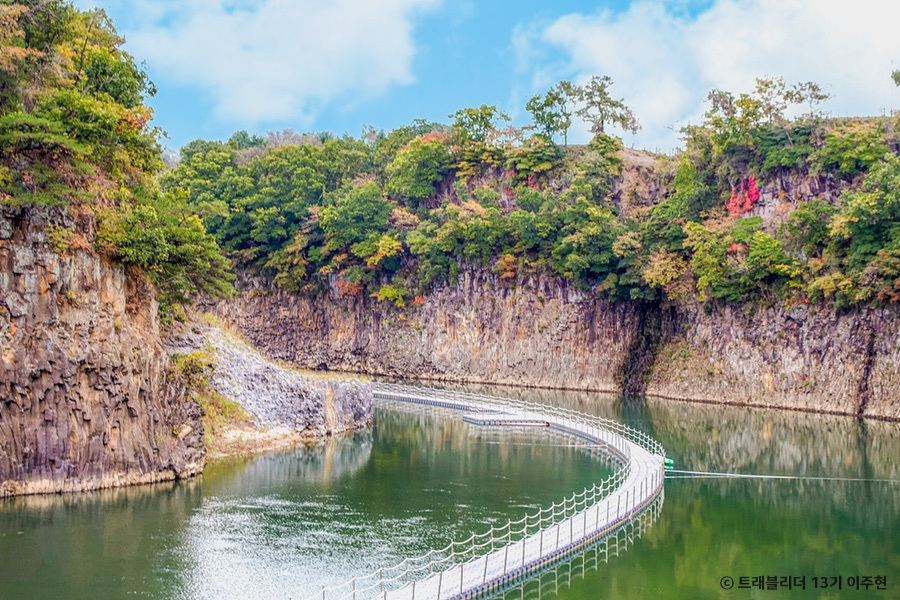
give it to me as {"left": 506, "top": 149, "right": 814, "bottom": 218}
{"left": 726, "top": 175, "right": 760, "bottom": 216}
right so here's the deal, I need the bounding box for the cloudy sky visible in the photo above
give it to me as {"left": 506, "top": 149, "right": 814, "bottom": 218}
{"left": 73, "top": 0, "right": 900, "bottom": 152}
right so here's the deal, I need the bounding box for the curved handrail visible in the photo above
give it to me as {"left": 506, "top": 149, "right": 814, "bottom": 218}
{"left": 304, "top": 383, "right": 665, "bottom": 600}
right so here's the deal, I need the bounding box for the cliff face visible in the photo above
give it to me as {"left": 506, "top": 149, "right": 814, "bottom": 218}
{"left": 648, "top": 301, "right": 900, "bottom": 420}
{"left": 217, "top": 270, "right": 642, "bottom": 392}
{"left": 218, "top": 271, "right": 900, "bottom": 421}
{"left": 0, "top": 206, "right": 204, "bottom": 496}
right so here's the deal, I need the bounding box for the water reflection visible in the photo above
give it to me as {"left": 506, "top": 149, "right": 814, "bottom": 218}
{"left": 0, "top": 480, "right": 203, "bottom": 599}
{"left": 202, "top": 430, "right": 374, "bottom": 495}
{"left": 421, "top": 381, "right": 899, "bottom": 599}
{"left": 2, "top": 385, "right": 896, "bottom": 600}
{"left": 494, "top": 494, "right": 664, "bottom": 600}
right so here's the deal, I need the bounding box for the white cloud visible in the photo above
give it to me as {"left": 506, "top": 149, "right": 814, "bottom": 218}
{"left": 87, "top": 0, "right": 442, "bottom": 126}
{"left": 521, "top": 0, "right": 900, "bottom": 151}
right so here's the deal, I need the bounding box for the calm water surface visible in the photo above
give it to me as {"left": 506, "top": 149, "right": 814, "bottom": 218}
{"left": 0, "top": 404, "right": 609, "bottom": 599}
{"left": 1, "top": 386, "right": 897, "bottom": 599}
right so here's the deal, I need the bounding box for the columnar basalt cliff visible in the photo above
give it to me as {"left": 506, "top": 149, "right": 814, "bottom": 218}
{"left": 216, "top": 271, "right": 643, "bottom": 392}
{"left": 217, "top": 271, "right": 900, "bottom": 421}
{"left": 0, "top": 206, "right": 204, "bottom": 496}
{"left": 647, "top": 301, "right": 900, "bottom": 420}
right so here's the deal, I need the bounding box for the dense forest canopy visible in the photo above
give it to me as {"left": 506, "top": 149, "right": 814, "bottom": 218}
{"left": 2, "top": 1, "right": 899, "bottom": 313}
{"left": 162, "top": 76, "right": 900, "bottom": 309}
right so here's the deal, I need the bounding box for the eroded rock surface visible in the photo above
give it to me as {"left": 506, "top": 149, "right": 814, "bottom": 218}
{"left": 166, "top": 323, "right": 372, "bottom": 437}
{"left": 0, "top": 206, "right": 203, "bottom": 497}
{"left": 216, "top": 270, "right": 900, "bottom": 420}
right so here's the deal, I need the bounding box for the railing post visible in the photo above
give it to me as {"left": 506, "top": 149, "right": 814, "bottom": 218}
{"left": 556, "top": 519, "right": 560, "bottom": 550}
{"left": 437, "top": 570, "right": 442, "bottom": 600}
{"left": 540, "top": 527, "right": 543, "bottom": 556}
{"left": 460, "top": 560, "right": 464, "bottom": 595}
{"left": 352, "top": 577, "right": 356, "bottom": 600}
{"left": 482, "top": 552, "right": 488, "bottom": 584}
{"left": 503, "top": 543, "right": 509, "bottom": 573}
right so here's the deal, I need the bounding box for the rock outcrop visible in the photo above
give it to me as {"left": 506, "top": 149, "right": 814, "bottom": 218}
{"left": 217, "top": 271, "right": 900, "bottom": 421}
{"left": 647, "top": 301, "right": 900, "bottom": 420}
{"left": 166, "top": 322, "right": 373, "bottom": 438}
{"left": 0, "top": 205, "right": 204, "bottom": 496}
{"left": 216, "top": 270, "right": 643, "bottom": 393}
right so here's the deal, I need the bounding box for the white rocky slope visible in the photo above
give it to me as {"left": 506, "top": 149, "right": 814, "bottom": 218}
{"left": 167, "top": 321, "right": 372, "bottom": 438}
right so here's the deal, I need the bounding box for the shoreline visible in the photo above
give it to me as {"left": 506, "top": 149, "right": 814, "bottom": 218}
{"left": 307, "top": 369, "right": 900, "bottom": 424}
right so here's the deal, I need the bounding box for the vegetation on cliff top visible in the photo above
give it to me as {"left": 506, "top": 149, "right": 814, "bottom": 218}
{"left": 2, "top": 2, "right": 898, "bottom": 312}
{"left": 163, "top": 75, "right": 900, "bottom": 309}
{"left": 0, "top": 0, "right": 233, "bottom": 314}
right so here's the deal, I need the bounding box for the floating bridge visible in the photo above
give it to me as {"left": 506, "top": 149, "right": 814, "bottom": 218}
{"left": 305, "top": 383, "right": 666, "bottom": 600}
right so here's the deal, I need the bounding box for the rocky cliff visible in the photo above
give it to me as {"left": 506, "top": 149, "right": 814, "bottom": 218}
{"left": 216, "top": 270, "right": 643, "bottom": 392}
{"left": 166, "top": 321, "right": 373, "bottom": 439}
{"left": 648, "top": 301, "right": 900, "bottom": 420}
{"left": 0, "top": 206, "right": 204, "bottom": 496}
{"left": 217, "top": 271, "right": 900, "bottom": 421}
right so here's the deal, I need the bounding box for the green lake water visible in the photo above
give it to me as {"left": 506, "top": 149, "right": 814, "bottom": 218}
{"left": 1, "top": 386, "right": 898, "bottom": 599}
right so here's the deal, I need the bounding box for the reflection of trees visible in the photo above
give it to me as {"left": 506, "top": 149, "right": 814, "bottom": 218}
{"left": 0, "top": 480, "right": 203, "bottom": 598}
{"left": 202, "top": 430, "right": 374, "bottom": 496}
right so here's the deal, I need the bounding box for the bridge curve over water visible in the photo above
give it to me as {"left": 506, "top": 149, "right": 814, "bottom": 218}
{"left": 306, "top": 383, "right": 666, "bottom": 600}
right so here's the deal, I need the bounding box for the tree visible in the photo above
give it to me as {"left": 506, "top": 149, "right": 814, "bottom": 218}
{"left": 385, "top": 132, "right": 452, "bottom": 204}
{"left": 573, "top": 75, "right": 639, "bottom": 135}
{"left": 320, "top": 181, "right": 393, "bottom": 256}
{"left": 228, "top": 130, "right": 265, "bottom": 150}
{"left": 526, "top": 85, "right": 571, "bottom": 144}
{"left": 831, "top": 153, "right": 900, "bottom": 274}
{"left": 449, "top": 104, "right": 510, "bottom": 146}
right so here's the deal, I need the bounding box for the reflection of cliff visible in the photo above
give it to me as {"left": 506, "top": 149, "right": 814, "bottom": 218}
{"left": 202, "top": 430, "right": 374, "bottom": 495}
{"left": 645, "top": 398, "right": 900, "bottom": 480}
{"left": 373, "top": 404, "right": 618, "bottom": 478}
{"left": 416, "top": 380, "right": 899, "bottom": 482}
{"left": 0, "top": 479, "right": 203, "bottom": 596}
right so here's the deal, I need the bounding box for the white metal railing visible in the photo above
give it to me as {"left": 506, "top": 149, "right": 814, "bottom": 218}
{"left": 372, "top": 382, "right": 666, "bottom": 458}
{"left": 303, "top": 383, "right": 665, "bottom": 600}
{"left": 503, "top": 493, "right": 664, "bottom": 599}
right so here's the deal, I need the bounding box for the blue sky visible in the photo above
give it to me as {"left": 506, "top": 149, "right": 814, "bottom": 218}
{"left": 73, "top": 0, "right": 900, "bottom": 153}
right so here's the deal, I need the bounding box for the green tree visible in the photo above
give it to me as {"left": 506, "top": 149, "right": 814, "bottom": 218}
{"left": 385, "top": 132, "right": 452, "bottom": 204}
{"left": 449, "top": 104, "right": 510, "bottom": 145}
{"left": 831, "top": 154, "right": 900, "bottom": 275}
{"left": 320, "top": 181, "right": 393, "bottom": 256}
{"left": 573, "top": 75, "right": 639, "bottom": 135}
{"left": 526, "top": 85, "right": 571, "bottom": 144}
